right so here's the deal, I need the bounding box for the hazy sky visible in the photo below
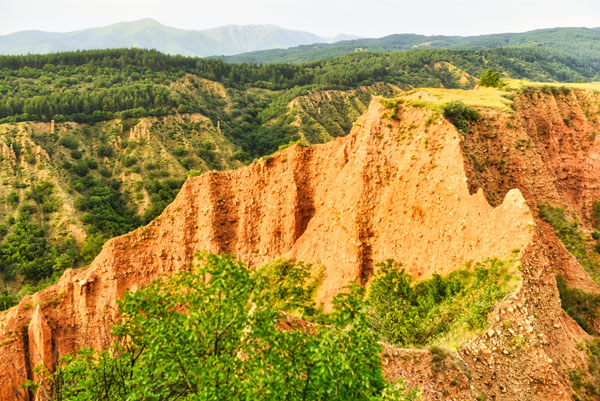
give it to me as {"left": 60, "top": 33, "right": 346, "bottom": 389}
{"left": 1, "top": 0, "right": 599, "bottom": 37}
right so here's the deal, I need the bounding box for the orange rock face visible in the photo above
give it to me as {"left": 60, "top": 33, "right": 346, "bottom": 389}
{"left": 0, "top": 90, "right": 599, "bottom": 400}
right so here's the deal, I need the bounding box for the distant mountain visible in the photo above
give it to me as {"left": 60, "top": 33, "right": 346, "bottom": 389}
{"left": 0, "top": 18, "right": 358, "bottom": 57}
{"left": 221, "top": 27, "right": 600, "bottom": 64}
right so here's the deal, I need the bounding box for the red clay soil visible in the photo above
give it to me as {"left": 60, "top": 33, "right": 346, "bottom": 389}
{"left": 0, "top": 90, "right": 598, "bottom": 400}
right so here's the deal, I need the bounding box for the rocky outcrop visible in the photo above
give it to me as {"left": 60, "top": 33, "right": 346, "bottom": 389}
{"left": 0, "top": 89, "right": 598, "bottom": 400}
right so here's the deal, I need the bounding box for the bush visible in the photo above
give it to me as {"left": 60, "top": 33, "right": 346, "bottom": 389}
{"left": 196, "top": 141, "right": 221, "bottom": 170}
{"left": 59, "top": 135, "right": 79, "bottom": 150}
{"left": 123, "top": 155, "right": 137, "bottom": 167}
{"left": 80, "top": 234, "right": 108, "bottom": 264}
{"left": 592, "top": 201, "right": 600, "bottom": 230}
{"left": 479, "top": 69, "right": 502, "bottom": 88}
{"left": 85, "top": 157, "right": 98, "bottom": 170}
{"left": 443, "top": 101, "right": 480, "bottom": 133}
{"left": 180, "top": 157, "right": 195, "bottom": 170}
{"left": 367, "top": 258, "right": 519, "bottom": 347}
{"left": 172, "top": 146, "right": 186, "bottom": 157}
{"left": 97, "top": 144, "right": 114, "bottom": 158}
{"left": 70, "top": 149, "right": 82, "bottom": 159}
{"left": 73, "top": 161, "right": 89, "bottom": 177}
{"left": 6, "top": 191, "right": 19, "bottom": 207}
{"left": 255, "top": 259, "right": 320, "bottom": 319}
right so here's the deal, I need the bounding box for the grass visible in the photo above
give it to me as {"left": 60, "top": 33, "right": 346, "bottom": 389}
{"left": 503, "top": 78, "right": 600, "bottom": 92}
{"left": 397, "top": 86, "right": 515, "bottom": 113}
{"left": 367, "top": 257, "right": 522, "bottom": 351}
{"left": 381, "top": 79, "right": 600, "bottom": 122}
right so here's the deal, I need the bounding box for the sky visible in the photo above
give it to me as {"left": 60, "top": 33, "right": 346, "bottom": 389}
{"left": 1, "top": 0, "right": 600, "bottom": 37}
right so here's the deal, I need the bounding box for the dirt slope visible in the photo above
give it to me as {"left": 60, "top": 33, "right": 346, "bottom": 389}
{"left": 0, "top": 89, "right": 597, "bottom": 400}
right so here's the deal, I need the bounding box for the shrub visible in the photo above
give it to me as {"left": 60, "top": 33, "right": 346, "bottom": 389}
{"left": 97, "top": 144, "right": 114, "bottom": 158}
{"left": 123, "top": 155, "right": 137, "bottom": 167}
{"left": 85, "top": 157, "right": 98, "bottom": 170}
{"left": 443, "top": 101, "right": 480, "bottom": 133}
{"left": 73, "top": 161, "right": 89, "bottom": 177}
{"left": 557, "top": 275, "right": 600, "bottom": 335}
{"left": 0, "top": 211, "right": 55, "bottom": 281}
{"left": 172, "top": 146, "right": 186, "bottom": 157}
{"left": 80, "top": 234, "right": 108, "bottom": 264}
{"left": 479, "top": 69, "right": 502, "bottom": 88}
{"left": 98, "top": 167, "right": 111, "bottom": 177}
{"left": 180, "top": 157, "right": 195, "bottom": 170}
{"left": 367, "top": 258, "right": 519, "bottom": 348}
{"left": 187, "top": 169, "right": 203, "bottom": 177}
{"left": 59, "top": 135, "right": 79, "bottom": 150}
{"left": 6, "top": 191, "right": 19, "bottom": 207}
{"left": 25, "top": 154, "right": 37, "bottom": 164}
{"left": 196, "top": 141, "right": 221, "bottom": 170}
{"left": 70, "top": 149, "right": 82, "bottom": 159}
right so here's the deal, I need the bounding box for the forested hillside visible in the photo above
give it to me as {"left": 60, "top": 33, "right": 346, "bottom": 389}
{"left": 0, "top": 46, "right": 595, "bottom": 311}
{"left": 221, "top": 27, "right": 600, "bottom": 68}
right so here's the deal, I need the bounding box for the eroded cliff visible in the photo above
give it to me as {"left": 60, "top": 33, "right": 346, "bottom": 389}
{"left": 0, "top": 87, "right": 598, "bottom": 400}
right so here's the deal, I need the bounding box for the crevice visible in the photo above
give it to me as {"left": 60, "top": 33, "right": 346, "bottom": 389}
{"left": 20, "top": 324, "right": 33, "bottom": 401}
{"left": 208, "top": 173, "right": 238, "bottom": 254}
{"left": 292, "top": 148, "right": 316, "bottom": 243}
{"left": 356, "top": 166, "right": 376, "bottom": 285}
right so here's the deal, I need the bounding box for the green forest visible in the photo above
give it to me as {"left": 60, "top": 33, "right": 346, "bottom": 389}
{"left": 1, "top": 47, "right": 595, "bottom": 158}
{"left": 221, "top": 27, "right": 600, "bottom": 66}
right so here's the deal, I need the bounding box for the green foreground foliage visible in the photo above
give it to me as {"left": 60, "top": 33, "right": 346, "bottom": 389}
{"left": 367, "top": 258, "right": 520, "bottom": 349}
{"left": 37, "top": 254, "right": 419, "bottom": 401}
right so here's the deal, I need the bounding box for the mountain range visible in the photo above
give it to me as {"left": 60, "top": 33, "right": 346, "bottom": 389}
{"left": 221, "top": 26, "right": 600, "bottom": 64}
{"left": 0, "top": 18, "right": 358, "bottom": 57}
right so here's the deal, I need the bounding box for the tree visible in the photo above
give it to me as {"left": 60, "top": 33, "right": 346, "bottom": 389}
{"left": 39, "top": 253, "right": 411, "bottom": 401}
{"left": 479, "top": 68, "right": 502, "bottom": 88}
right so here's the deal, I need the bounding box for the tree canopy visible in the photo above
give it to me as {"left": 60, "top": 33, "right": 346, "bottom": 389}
{"left": 35, "top": 253, "right": 420, "bottom": 401}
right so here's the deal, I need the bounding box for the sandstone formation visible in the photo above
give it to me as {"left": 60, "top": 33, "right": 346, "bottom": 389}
{"left": 1, "top": 88, "right": 600, "bottom": 400}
